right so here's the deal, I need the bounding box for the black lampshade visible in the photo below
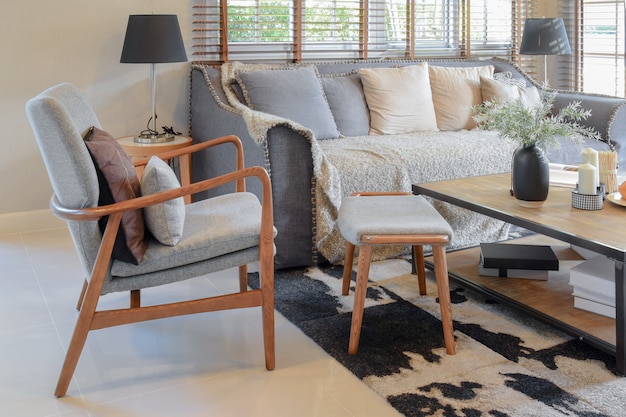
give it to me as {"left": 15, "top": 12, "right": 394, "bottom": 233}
{"left": 120, "top": 15, "right": 187, "bottom": 63}
{"left": 520, "top": 18, "right": 571, "bottom": 56}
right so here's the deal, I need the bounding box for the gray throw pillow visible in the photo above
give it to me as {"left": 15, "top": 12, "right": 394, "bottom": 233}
{"left": 236, "top": 66, "right": 340, "bottom": 140}
{"left": 140, "top": 156, "right": 185, "bottom": 246}
{"left": 321, "top": 74, "right": 370, "bottom": 136}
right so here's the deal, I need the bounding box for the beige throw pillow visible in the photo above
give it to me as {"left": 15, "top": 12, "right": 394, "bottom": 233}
{"left": 359, "top": 64, "right": 438, "bottom": 135}
{"left": 480, "top": 76, "right": 541, "bottom": 109}
{"left": 429, "top": 65, "right": 495, "bottom": 130}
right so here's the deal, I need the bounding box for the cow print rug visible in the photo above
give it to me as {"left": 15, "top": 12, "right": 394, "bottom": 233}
{"left": 249, "top": 258, "right": 625, "bottom": 416}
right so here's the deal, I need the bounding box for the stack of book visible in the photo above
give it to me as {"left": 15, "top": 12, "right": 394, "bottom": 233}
{"left": 569, "top": 255, "right": 615, "bottom": 318}
{"left": 479, "top": 243, "right": 559, "bottom": 280}
{"left": 548, "top": 163, "right": 578, "bottom": 188}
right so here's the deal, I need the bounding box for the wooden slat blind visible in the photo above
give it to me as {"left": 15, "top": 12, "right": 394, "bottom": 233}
{"left": 578, "top": 0, "right": 625, "bottom": 96}
{"left": 192, "top": 0, "right": 519, "bottom": 63}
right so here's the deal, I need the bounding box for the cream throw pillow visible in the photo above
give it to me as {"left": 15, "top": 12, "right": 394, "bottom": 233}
{"left": 359, "top": 64, "right": 438, "bottom": 135}
{"left": 429, "top": 65, "right": 495, "bottom": 130}
{"left": 480, "top": 76, "right": 541, "bottom": 109}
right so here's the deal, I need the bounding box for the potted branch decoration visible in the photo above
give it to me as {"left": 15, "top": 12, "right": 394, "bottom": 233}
{"left": 473, "top": 90, "right": 601, "bottom": 207}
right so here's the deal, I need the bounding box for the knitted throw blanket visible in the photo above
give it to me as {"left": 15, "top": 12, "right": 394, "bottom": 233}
{"left": 220, "top": 62, "right": 518, "bottom": 263}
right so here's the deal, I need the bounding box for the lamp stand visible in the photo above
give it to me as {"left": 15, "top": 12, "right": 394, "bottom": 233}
{"left": 543, "top": 54, "right": 548, "bottom": 86}
{"left": 134, "top": 63, "right": 175, "bottom": 143}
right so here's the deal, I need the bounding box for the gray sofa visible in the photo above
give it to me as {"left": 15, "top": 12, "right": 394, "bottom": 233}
{"left": 190, "top": 58, "right": 626, "bottom": 269}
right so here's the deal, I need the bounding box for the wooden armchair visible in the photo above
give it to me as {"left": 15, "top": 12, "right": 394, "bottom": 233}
{"left": 26, "top": 83, "right": 275, "bottom": 397}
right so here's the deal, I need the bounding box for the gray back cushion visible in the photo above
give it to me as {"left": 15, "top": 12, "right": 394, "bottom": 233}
{"left": 236, "top": 66, "right": 340, "bottom": 140}
{"left": 26, "top": 83, "right": 104, "bottom": 277}
{"left": 321, "top": 74, "right": 370, "bottom": 136}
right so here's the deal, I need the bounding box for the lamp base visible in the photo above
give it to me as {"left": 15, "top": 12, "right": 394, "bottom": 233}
{"left": 133, "top": 133, "right": 175, "bottom": 144}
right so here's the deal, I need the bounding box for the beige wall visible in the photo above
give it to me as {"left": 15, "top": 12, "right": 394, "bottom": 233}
{"left": 0, "top": 1, "right": 192, "bottom": 216}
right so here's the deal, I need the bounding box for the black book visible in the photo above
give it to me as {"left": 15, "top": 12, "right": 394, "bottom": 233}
{"left": 479, "top": 243, "right": 559, "bottom": 271}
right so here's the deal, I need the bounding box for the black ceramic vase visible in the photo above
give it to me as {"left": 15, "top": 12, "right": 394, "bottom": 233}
{"left": 511, "top": 144, "right": 550, "bottom": 208}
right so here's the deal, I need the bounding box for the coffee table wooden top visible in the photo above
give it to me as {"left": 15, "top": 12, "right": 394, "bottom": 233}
{"left": 413, "top": 172, "right": 626, "bottom": 261}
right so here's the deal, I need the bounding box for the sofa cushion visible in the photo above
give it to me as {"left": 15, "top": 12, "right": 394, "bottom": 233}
{"left": 83, "top": 127, "right": 146, "bottom": 264}
{"left": 429, "top": 65, "right": 494, "bottom": 130}
{"left": 480, "top": 76, "right": 541, "bottom": 109}
{"left": 358, "top": 63, "right": 438, "bottom": 135}
{"left": 140, "top": 156, "right": 185, "bottom": 246}
{"left": 320, "top": 73, "right": 370, "bottom": 136}
{"left": 236, "top": 66, "right": 340, "bottom": 140}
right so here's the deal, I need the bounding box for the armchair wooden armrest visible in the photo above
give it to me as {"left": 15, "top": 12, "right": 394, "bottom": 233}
{"left": 132, "top": 135, "right": 246, "bottom": 193}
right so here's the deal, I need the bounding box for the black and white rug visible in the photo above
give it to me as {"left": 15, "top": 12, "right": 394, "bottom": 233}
{"left": 249, "top": 259, "right": 625, "bottom": 416}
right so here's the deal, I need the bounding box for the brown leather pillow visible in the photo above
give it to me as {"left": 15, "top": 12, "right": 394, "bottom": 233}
{"left": 84, "top": 127, "right": 146, "bottom": 264}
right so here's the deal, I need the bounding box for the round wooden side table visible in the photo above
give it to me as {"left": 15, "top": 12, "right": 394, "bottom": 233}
{"left": 117, "top": 135, "right": 193, "bottom": 204}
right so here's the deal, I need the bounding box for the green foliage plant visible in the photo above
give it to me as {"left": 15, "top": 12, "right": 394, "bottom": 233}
{"left": 472, "top": 90, "right": 601, "bottom": 152}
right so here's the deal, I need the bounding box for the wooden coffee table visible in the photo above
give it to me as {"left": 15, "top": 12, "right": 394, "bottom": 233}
{"left": 413, "top": 172, "right": 626, "bottom": 374}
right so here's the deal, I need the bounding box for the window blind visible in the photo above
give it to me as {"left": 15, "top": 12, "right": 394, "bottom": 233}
{"left": 579, "top": 0, "right": 625, "bottom": 96}
{"left": 192, "top": 0, "right": 518, "bottom": 63}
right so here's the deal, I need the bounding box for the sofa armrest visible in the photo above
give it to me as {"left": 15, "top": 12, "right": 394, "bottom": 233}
{"left": 551, "top": 91, "right": 626, "bottom": 167}
{"left": 264, "top": 126, "right": 316, "bottom": 268}
{"left": 190, "top": 66, "right": 316, "bottom": 268}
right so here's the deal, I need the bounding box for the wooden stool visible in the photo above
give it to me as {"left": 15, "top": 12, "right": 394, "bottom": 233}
{"left": 337, "top": 192, "right": 456, "bottom": 355}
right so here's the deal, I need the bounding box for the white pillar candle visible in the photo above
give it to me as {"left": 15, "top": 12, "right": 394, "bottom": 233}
{"left": 578, "top": 163, "right": 597, "bottom": 195}
{"left": 581, "top": 148, "right": 600, "bottom": 187}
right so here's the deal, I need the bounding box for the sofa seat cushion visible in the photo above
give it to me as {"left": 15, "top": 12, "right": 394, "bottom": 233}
{"left": 110, "top": 192, "right": 263, "bottom": 277}
{"left": 314, "top": 130, "right": 518, "bottom": 263}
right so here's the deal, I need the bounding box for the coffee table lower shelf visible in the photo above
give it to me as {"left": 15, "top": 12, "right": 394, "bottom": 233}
{"left": 426, "top": 237, "right": 616, "bottom": 356}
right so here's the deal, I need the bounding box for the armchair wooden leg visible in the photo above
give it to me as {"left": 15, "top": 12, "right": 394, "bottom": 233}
{"left": 259, "top": 257, "right": 275, "bottom": 370}
{"left": 130, "top": 290, "right": 140, "bottom": 308}
{"left": 55, "top": 282, "right": 101, "bottom": 397}
{"left": 413, "top": 245, "right": 427, "bottom": 296}
{"left": 342, "top": 242, "right": 356, "bottom": 296}
{"left": 432, "top": 244, "right": 455, "bottom": 355}
{"left": 76, "top": 279, "right": 88, "bottom": 311}
{"left": 349, "top": 245, "right": 373, "bottom": 355}
{"left": 239, "top": 265, "right": 248, "bottom": 292}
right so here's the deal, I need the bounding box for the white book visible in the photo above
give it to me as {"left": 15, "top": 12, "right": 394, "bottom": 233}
{"left": 571, "top": 286, "right": 615, "bottom": 307}
{"left": 573, "top": 297, "right": 615, "bottom": 319}
{"left": 570, "top": 245, "right": 599, "bottom": 260}
{"left": 549, "top": 163, "right": 578, "bottom": 188}
{"left": 568, "top": 255, "right": 615, "bottom": 296}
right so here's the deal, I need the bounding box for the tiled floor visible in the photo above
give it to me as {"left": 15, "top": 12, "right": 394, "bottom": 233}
{"left": 0, "top": 227, "right": 401, "bottom": 417}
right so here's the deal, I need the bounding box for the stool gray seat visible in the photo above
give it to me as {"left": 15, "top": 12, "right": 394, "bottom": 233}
{"left": 337, "top": 192, "right": 455, "bottom": 355}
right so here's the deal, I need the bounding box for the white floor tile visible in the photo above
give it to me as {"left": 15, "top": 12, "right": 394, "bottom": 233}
{"left": 0, "top": 227, "right": 399, "bottom": 417}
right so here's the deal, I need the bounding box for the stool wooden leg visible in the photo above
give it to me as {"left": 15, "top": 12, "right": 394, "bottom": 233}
{"left": 413, "top": 245, "right": 427, "bottom": 296}
{"left": 432, "top": 244, "right": 455, "bottom": 355}
{"left": 349, "top": 245, "right": 372, "bottom": 355}
{"left": 342, "top": 242, "right": 356, "bottom": 296}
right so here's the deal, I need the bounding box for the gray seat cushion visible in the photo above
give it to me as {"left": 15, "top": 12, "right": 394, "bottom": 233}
{"left": 111, "top": 192, "right": 263, "bottom": 277}
{"left": 337, "top": 195, "right": 453, "bottom": 246}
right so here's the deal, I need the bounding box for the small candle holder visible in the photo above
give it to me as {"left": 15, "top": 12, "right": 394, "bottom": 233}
{"left": 572, "top": 184, "right": 604, "bottom": 210}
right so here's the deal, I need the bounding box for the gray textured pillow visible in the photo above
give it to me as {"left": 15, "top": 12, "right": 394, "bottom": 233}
{"left": 140, "top": 156, "right": 185, "bottom": 246}
{"left": 321, "top": 74, "right": 370, "bottom": 136}
{"left": 236, "top": 66, "right": 340, "bottom": 140}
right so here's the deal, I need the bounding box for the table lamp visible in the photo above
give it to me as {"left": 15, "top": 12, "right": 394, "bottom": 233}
{"left": 120, "top": 15, "right": 187, "bottom": 143}
{"left": 520, "top": 17, "right": 571, "bottom": 85}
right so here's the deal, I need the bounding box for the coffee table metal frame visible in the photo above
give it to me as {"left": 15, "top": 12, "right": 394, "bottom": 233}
{"left": 413, "top": 172, "right": 626, "bottom": 374}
